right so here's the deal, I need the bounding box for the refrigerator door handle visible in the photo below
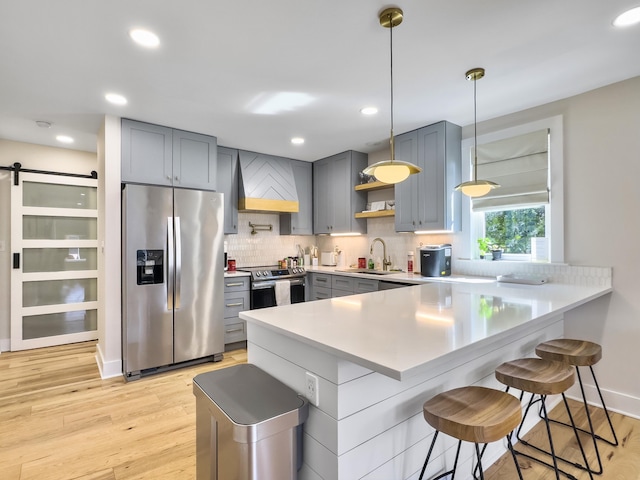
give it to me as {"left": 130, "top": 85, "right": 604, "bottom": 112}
{"left": 167, "top": 217, "right": 174, "bottom": 310}
{"left": 175, "top": 216, "right": 182, "bottom": 309}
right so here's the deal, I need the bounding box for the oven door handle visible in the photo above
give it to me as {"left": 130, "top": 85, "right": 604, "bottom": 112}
{"left": 252, "top": 277, "right": 305, "bottom": 289}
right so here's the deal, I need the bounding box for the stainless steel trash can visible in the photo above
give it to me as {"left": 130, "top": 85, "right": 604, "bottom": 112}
{"left": 193, "top": 364, "right": 309, "bottom": 480}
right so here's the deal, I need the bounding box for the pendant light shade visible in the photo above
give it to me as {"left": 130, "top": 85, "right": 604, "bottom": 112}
{"left": 455, "top": 67, "right": 500, "bottom": 197}
{"left": 363, "top": 7, "right": 421, "bottom": 185}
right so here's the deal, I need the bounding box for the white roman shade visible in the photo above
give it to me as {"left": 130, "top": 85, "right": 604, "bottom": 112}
{"left": 472, "top": 129, "right": 549, "bottom": 211}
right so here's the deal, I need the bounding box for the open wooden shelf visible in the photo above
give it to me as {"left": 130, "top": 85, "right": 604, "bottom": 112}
{"left": 354, "top": 210, "right": 395, "bottom": 219}
{"left": 354, "top": 181, "right": 393, "bottom": 192}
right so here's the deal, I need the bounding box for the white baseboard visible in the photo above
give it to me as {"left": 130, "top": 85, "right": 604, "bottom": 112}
{"left": 95, "top": 342, "right": 122, "bottom": 379}
{"left": 566, "top": 382, "right": 640, "bottom": 421}
{"left": 0, "top": 338, "right": 9, "bottom": 353}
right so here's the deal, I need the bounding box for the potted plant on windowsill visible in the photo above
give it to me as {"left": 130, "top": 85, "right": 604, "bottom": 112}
{"left": 477, "top": 238, "right": 490, "bottom": 259}
{"left": 491, "top": 244, "right": 504, "bottom": 261}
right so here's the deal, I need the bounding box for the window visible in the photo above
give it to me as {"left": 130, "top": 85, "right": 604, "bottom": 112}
{"left": 460, "top": 116, "right": 564, "bottom": 263}
{"left": 485, "top": 206, "right": 546, "bottom": 254}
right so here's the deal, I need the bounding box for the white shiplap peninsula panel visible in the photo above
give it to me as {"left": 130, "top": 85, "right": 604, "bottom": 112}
{"left": 248, "top": 319, "right": 564, "bottom": 479}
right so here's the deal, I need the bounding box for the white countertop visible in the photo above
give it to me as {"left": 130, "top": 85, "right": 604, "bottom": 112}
{"left": 224, "top": 270, "right": 251, "bottom": 278}
{"left": 240, "top": 281, "right": 612, "bottom": 380}
{"left": 303, "top": 265, "right": 495, "bottom": 284}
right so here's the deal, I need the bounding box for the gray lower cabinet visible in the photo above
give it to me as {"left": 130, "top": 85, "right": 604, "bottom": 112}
{"left": 308, "top": 273, "right": 378, "bottom": 300}
{"left": 354, "top": 278, "right": 379, "bottom": 294}
{"left": 394, "top": 121, "right": 462, "bottom": 232}
{"left": 223, "top": 276, "right": 250, "bottom": 345}
{"left": 313, "top": 151, "right": 368, "bottom": 234}
{"left": 281, "top": 160, "right": 313, "bottom": 235}
{"left": 217, "top": 146, "right": 239, "bottom": 234}
{"left": 309, "top": 273, "right": 332, "bottom": 301}
{"left": 121, "top": 118, "right": 217, "bottom": 191}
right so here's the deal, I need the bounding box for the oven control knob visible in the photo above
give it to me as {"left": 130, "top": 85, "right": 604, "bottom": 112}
{"left": 299, "top": 267, "right": 305, "bottom": 273}
{"left": 292, "top": 268, "right": 298, "bottom": 273}
{"left": 255, "top": 271, "right": 261, "bottom": 277}
{"left": 263, "top": 271, "right": 269, "bottom": 276}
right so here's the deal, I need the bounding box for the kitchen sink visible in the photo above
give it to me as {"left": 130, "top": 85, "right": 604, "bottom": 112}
{"left": 335, "top": 268, "right": 401, "bottom": 275}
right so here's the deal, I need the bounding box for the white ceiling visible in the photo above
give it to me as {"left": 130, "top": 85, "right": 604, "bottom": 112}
{"left": 1, "top": 0, "right": 639, "bottom": 161}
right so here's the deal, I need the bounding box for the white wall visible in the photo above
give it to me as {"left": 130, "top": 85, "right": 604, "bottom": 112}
{"left": 95, "top": 116, "right": 122, "bottom": 378}
{"left": 463, "top": 76, "right": 640, "bottom": 417}
{"left": 0, "top": 139, "right": 97, "bottom": 352}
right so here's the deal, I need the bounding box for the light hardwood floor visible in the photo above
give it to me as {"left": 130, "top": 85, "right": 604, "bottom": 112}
{"left": 0, "top": 341, "right": 246, "bottom": 480}
{"left": 1, "top": 341, "right": 638, "bottom": 479}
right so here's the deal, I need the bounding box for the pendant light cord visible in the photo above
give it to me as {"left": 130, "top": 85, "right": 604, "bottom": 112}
{"left": 389, "top": 12, "right": 395, "bottom": 162}
{"left": 473, "top": 75, "right": 478, "bottom": 182}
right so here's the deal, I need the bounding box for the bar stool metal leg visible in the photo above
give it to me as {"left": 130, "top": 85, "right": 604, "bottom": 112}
{"left": 496, "top": 358, "right": 596, "bottom": 480}
{"left": 418, "top": 432, "right": 462, "bottom": 480}
{"left": 585, "top": 365, "right": 619, "bottom": 446}
{"left": 473, "top": 432, "right": 524, "bottom": 480}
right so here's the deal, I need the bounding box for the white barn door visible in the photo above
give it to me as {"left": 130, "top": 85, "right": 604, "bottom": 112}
{"left": 11, "top": 172, "right": 98, "bottom": 351}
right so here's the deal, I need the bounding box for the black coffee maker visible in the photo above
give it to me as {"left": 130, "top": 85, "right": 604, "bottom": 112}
{"left": 419, "top": 244, "right": 452, "bottom": 277}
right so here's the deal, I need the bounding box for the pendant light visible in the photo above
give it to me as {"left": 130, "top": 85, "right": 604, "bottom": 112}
{"left": 455, "top": 68, "right": 500, "bottom": 197}
{"left": 363, "top": 7, "right": 421, "bottom": 184}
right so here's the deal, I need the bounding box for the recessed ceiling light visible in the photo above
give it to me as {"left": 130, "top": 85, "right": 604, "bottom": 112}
{"left": 35, "top": 120, "right": 52, "bottom": 128}
{"left": 56, "top": 135, "right": 74, "bottom": 144}
{"left": 291, "top": 137, "right": 305, "bottom": 145}
{"left": 129, "top": 28, "right": 160, "bottom": 48}
{"left": 613, "top": 6, "right": 640, "bottom": 27}
{"left": 105, "top": 93, "right": 128, "bottom": 105}
{"left": 360, "top": 106, "right": 378, "bottom": 115}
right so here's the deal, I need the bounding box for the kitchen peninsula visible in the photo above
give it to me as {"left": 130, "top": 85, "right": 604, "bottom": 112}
{"left": 240, "top": 279, "right": 612, "bottom": 480}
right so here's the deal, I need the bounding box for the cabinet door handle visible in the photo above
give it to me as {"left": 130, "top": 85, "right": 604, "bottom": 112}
{"left": 226, "top": 327, "right": 244, "bottom": 333}
{"left": 226, "top": 302, "right": 243, "bottom": 307}
{"left": 317, "top": 277, "right": 327, "bottom": 283}
{"left": 225, "top": 282, "right": 244, "bottom": 287}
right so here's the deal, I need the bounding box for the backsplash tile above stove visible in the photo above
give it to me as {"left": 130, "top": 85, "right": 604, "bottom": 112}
{"left": 225, "top": 213, "right": 312, "bottom": 268}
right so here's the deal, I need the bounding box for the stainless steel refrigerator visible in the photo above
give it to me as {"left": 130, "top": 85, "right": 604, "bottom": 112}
{"left": 122, "top": 184, "right": 224, "bottom": 380}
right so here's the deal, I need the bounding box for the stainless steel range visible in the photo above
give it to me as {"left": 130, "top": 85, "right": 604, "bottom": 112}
{"left": 240, "top": 266, "right": 306, "bottom": 309}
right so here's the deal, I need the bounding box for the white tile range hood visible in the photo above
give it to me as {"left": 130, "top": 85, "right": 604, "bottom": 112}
{"left": 238, "top": 150, "right": 299, "bottom": 213}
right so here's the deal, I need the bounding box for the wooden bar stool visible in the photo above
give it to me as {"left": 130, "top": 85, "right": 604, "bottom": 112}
{"left": 495, "top": 358, "right": 594, "bottom": 480}
{"left": 535, "top": 340, "right": 618, "bottom": 444}
{"left": 536, "top": 338, "right": 618, "bottom": 475}
{"left": 418, "top": 386, "right": 523, "bottom": 480}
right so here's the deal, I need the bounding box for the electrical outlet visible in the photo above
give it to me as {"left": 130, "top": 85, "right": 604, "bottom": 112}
{"left": 305, "top": 372, "right": 319, "bottom": 406}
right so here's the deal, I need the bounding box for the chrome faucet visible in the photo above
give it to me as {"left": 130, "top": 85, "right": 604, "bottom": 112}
{"left": 370, "top": 237, "right": 392, "bottom": 271}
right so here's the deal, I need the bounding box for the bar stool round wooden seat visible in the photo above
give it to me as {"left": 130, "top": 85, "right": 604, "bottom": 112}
{"left": 495, "top": 358, "right": 594, "bottom": 480}
{"left": 536, "top": 338, "right": 618, "bottom": 475}
{"left": 418, "top": 386, "right": 523, "bottom": 480}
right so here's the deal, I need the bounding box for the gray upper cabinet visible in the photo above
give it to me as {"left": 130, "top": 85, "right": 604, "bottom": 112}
{"left": 394, "top": 130, "right": 420, "bottom": 232}
{"left": 281, "top": 160, "right": 313, "bottom": 235}
{"left": 217, "top": 146, "right": 239, "bottom": 234}
{"left": 394, "top": 121, "right": 462, "bottom": 232}
{"left": 313, "top": 151, "right": 367, "bottom": 235}
{"left": 172, "top": 129, "right": 217, "bottom": 190}
{"left": 121, "top": 119, "right": 218, "bottom": 191}
{"left": 121, "top": 119, "right": 173, "bottom": 186}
